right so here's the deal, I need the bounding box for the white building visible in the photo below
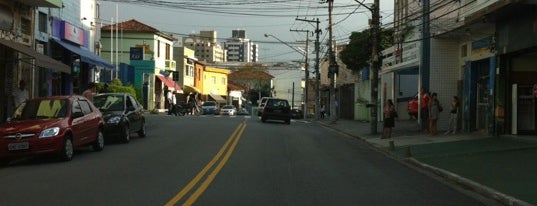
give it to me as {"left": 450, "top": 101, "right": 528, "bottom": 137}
{"left": 224, "top": 30, "right": 258, "bottom": 62}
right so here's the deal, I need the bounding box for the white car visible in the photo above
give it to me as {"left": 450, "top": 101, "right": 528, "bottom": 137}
{"left": 219, "top": 105, "right": 237, "bottom": 116}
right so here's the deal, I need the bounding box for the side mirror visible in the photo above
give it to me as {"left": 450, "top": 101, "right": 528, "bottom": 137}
{"left": 72, "top": 112, "right": 84, "bottom": 119}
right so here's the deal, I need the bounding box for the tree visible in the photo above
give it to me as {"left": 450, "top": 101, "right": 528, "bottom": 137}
{"left": 228, "top": 63, "right": 273, "bottom": 104}
{"left": 340, "top": 28, "right": 394, "bottom": 73}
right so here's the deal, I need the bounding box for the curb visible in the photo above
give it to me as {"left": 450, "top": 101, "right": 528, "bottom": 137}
{"left": 406, "top": 158, "right": 532, "bottom": 206}
{"left": 316, "top": 120, "right": 533, "bottom": 206}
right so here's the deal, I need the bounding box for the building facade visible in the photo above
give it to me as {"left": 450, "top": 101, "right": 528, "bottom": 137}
{"left": 182, "top": 31, "right": 226, "bottom": 63}
{"left": 224, "top": 30, "right": 258, "bottom": 63}
{"left": 101, "top": 19, "right": 177, "bottom": 111}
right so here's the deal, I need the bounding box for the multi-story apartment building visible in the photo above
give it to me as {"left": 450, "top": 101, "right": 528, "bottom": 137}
{"left": 183, "top": 31, "right": 226, "bottom": 63}
{"left": 381, "top": 0, "right": 537, "bottom": 136}
{"left": 101, "top": 19, "right": 177, "bottom": 110}
{"left": 0, "top": 0, "right": 72, "bottom": 122}
{"left": 174, "top": 46, "right": 198, "bottom": 94}
{"left": 224, "top": 30, "right": 258, "bottom": 62}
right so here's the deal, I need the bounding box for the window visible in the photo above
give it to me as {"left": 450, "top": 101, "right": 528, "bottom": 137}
{"left": 78, "top": 100, "right": 93, "bottom": 114}
{"left": 72, "top": 101, "right": 82, "bottom": 114}
{"left": 165, "top": 44, "right": 170, "bottom": 59}
{"left": 221, "top": 77, "right": 226, "bottom": 85}
{"left": 211, "top": 76, "right": 216, "bottom": 84}
{"left": 38, "top": 12, "right": 47, "bottom": 33}
{"left": 157, "top": 40, "right": 160, "bottom": 57}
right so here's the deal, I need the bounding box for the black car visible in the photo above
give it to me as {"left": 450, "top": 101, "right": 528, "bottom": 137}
{"left": 93, "top": 93, "right": 146, "bottom": 143}
{"left": 261, "top": 98, "right": 291, "bottom": 124}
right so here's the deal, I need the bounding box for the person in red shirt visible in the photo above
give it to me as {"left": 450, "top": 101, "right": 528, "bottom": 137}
{"left": 420, "top": 88, "right": 430, "bottom": 133}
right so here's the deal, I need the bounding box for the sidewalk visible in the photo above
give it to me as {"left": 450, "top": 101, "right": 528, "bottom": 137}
{"left": 317, "top": 118, "right": 537, "bottom": 206}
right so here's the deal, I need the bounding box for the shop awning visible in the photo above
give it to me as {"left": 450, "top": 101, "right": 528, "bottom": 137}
{"left": 183, "top": 85, "right": 201, "bottom": 94}
{"left": 209, "top": 93, "right": 226, "bottom": 104}
{"left": 156, "top": 75, "right": 182, "bottom": 91}
{"left": 0, "top": 38, "right": 71, "bottom": 73}
{"left": 52, "top": 39, "right": 114, "bottom": 69}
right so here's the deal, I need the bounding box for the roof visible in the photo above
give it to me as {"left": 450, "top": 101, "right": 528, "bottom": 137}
{"left": 101, "top": 19, "right": 175, "bottom": 41}
{"left": 228, "top": 81, "right": 248, "bottom": 91}
{"left": 228, "top": 70, "right": 274, "bottom": 80}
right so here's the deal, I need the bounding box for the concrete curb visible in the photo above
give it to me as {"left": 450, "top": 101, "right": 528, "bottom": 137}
{"left": 406, "top": 158, "right": 532, "bottom": 206}
{"left": 316, "top": 120, "right": 533, "bottom": 206}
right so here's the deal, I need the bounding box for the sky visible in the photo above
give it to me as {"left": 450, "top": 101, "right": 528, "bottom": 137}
{"left": 99, "top": 0, "right": 394, "bottom": 63}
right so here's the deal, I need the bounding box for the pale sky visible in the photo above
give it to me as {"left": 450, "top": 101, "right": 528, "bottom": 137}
{"left": 99, "top": 0, "right": 394, "bottom": 62}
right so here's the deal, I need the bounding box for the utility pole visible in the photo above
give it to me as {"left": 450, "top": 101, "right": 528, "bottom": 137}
{"left": 290, "top": 29, "right": 309, "bottom": 120}
{"left": 419, "top": 0, "right": 431, "bottom": 130}
{"left": 296, "top": 18, "right": 321, "bottom": 120}
{"left": 327, "top": 0, "right": 339, "bottom": 123}
{"left": 369, "top": 0, "right": 381, "bottom": 134}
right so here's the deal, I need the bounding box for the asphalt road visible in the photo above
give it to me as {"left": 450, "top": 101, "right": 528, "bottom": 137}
{"left": 0, "top": 114, "right": 490, "bottom": 206}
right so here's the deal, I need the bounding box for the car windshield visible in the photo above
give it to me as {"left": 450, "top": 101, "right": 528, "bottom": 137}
{"left": 13, "top": 99, "right": 68, "bottom": 120}
{"left": 93, "top": 95, "right": 125, "bottom": 111}
{"left": 222, "top": 105, "right": 233, "bottom": 109}
{"left": 202, "top": 102, "right": 216, "bottom": 106}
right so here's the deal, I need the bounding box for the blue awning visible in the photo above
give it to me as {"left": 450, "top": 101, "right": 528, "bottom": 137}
{"left": 52, "top": 39, "right": 114, "bottom": 70}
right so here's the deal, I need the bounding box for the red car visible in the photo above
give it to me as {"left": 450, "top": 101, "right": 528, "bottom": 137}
{"left": 0, "top": 95, "right": 105, "bottom": 166}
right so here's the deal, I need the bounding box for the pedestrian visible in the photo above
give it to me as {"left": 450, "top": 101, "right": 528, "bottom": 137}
{"left": 166, "top": 89, "right": 173, "bottom": 115}
{"left": 420, "top": 88, "right": 430, "bottom": 133}
{"left": 428, "top": 92, "right": 441, "bottom": 136}
{"left": 445, "top": 96, "right": 460, "bottom": 135}
{"left": 170, "top": 91, "right": 177, "bottom": 116}
{"left": 13, "top": 80, "right": 29, "bottom": 108}
{"left": 320, "top": 104, "right": 326, "bottom": 119}
{"left": 83, "top": 82, "right": 97, "bottom": 102}
{"left": 382, "top": 99, "right": 395, "bottom": 139}
{"left": 101, "top": 83, "right": 110, "bottom": 93}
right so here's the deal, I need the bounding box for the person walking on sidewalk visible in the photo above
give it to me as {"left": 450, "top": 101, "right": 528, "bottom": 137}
{"left": 382, "top": 99, "right": 396, "bottom": 139}
{"left": 428, "top": 93, "right": 441, "bottom": 136}
{"left": 445, "top": 96, "right": 460, "bottom": 134}
{"left": 420, "top": 88, "right": 430, "bottom": 133}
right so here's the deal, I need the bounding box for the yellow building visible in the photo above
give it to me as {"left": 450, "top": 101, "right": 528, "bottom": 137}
{"left": 202, "top": 66, "right": 230, "bottom": 104}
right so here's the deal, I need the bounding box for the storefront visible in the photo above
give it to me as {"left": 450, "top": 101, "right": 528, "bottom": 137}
{"left": 50, "top": 18, "right": 113, "bottom": 95}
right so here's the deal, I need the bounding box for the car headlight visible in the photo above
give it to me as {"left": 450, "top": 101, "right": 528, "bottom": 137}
{"left": 39, "top": 127, "right": 60, "bottom": 138}
{"left": 107, "top": 116, "right": 122, "bottom": 124}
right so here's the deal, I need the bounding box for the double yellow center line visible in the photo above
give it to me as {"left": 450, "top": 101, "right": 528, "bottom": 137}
{"left": 165, "top": 121, "right": 247, "bottom": 206}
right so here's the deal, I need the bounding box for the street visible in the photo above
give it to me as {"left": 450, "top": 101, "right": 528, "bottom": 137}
{"left": 0, "top": 115, "right": 490, "bottom": 206}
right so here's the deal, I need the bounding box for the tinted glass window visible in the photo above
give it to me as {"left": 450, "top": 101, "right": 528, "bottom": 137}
{"left": 93, "top": 95, "right": 124, "bottom": 111}
{"left": 202, "top": 101, "right": 216, "bottom": 106}
{"left": 16, "top": 99, "right": 68, "bottom": 120}
{"left": 79, "top": 100, "right": 93, "bottom": 114}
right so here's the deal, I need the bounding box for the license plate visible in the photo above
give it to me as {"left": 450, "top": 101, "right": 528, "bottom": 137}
{"left": 8, "top": 142, "right": 29, "bottom": 151}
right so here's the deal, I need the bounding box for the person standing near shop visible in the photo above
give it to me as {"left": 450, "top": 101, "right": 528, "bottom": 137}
{"left": 420, "top": 88, "right": 430, "bottom": 133}
{"left": 445, "top": 96, "right": 460, "bottom": 134}
{"left": 428, "top": 93, "right": 441, "bottom": 136}
{"left": 83, "top": 82, "right": 97, "bottom": 102}
{"left": 13, "top": 80, "right": 29, "bottom": 108}
{"left": 382, "top": 99, "right": 396, "bottom": 139}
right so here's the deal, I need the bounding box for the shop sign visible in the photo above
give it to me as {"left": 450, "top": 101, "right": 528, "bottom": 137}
{"left": 62, "top": 21, "right": 85, "bottom": 46}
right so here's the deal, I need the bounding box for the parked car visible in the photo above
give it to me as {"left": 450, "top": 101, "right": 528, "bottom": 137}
{"left": 219, "top": 105, "right": 237, "bottom": 116}
{"left": 237, "top": 107, "right": 250, "bottom": 115}
{"left": 0, "top": 95, "right": 104, "bottom": 166}
{"left": 257, "top": 97, "right": 270, "bottom": 116}
{"left": 93, "top": 93, "right": 146, "bottom": 143}
{"left": 201, "top": 101, "right": 219, "bottom": 115}
{"left": 290, "top": 109, "right": 304, "bottom": 119}
{"left": 261, "top": 98, "right": 292, "bottom": 124}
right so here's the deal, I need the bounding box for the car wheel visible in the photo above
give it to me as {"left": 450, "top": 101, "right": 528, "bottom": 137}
{"left": 285, "top": 118, "right": 291, "bottom": 124}
{"left": 138, "top": 121, "right": 146, "bottom": 138}
{"left": 120, "top": 124, "right": 130, "bottom": 143}
{"left": 92, "top": 129, "right": 105, "bottom": 151}
{"left": 60, "top": 137, "right": 74, "bottom": 161}
{"left": 261, "top": 117, "right": 266, "bottom": 122}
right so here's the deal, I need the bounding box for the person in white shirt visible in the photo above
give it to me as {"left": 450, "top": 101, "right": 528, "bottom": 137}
{"left": 13, "top": 80, "right": 29, "bottom": 108}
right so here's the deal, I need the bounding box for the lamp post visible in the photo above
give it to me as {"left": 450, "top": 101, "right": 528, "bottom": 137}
{"left": 264, "top": 33, "right": 309, "bottom": 120}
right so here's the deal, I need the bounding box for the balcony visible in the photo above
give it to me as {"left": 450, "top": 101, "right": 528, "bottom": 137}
{"left": 165, "top": 60, "right": 176, "bottom": 70}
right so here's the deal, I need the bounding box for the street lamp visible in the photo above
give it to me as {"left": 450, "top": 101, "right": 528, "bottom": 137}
{"left": 265, "top": 33, "right": 309, "bottom": 120}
